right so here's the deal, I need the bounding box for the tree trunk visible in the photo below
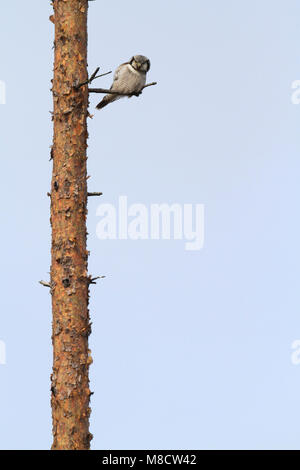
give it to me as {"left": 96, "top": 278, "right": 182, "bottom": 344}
{"left": 50, "top": 0, "right": 92, "bottom": 450}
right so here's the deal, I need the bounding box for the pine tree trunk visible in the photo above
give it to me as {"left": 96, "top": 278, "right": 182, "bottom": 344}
{"left": 50, "top": 0, "right": 92, "bottom": 450}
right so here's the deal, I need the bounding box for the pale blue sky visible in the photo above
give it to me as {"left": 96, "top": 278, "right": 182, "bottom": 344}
{"left": 0, "top": 0, "right": 300, "bottom": 449}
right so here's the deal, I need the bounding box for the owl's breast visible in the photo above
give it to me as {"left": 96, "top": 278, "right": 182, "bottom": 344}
{"left": 113, "top": 64, "right": 146, "bottom": 94}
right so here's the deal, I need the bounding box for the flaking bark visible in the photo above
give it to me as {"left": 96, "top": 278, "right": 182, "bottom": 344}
{"left": 50, "top": 0, "right": 92, "bottom": 450}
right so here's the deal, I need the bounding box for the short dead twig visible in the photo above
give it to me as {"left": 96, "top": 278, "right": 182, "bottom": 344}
{"left": 39, "top": 280, "right": 51, "bottom": 288}
{"left": 87, "top": 192, "right": 102, "bottom": 197}
{"left": 89, "top": 276, "right": 106, "bottom": 285}
{"left": 75, "top": 67, "right": 112, "bottom": 89}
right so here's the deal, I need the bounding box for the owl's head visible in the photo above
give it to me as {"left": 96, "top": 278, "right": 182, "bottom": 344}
{"left": 130, "top": 55, "right": 150, "bottom": 73}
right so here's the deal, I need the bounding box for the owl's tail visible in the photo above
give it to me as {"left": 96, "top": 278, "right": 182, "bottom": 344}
{"left": 96, "top": 94, "right": 120, "bottom": 110}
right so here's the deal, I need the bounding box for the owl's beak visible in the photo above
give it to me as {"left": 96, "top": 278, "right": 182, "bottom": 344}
{"left": 136, "top": 62, "right": 141, "bottom": 69}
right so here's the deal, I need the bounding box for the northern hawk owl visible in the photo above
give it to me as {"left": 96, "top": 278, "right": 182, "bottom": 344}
{"left": 96, "top": 55, "right": 151, "bottom": 110}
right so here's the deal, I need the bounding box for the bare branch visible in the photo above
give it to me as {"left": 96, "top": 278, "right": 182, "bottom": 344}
{"left": 39, "top": 280, "right": 51, "bottom": 288}
{"left": 88, "top": 67, "right": 100, "bottom": 81}
{"left": 87, "top": 192, "right": 102, "bottom": 197}
{"left": 142, "top": 82, "right": 158, "bottom": 90}
{"left": 75, "top": 67, "right": 112, "bottom": 89}
{"left": 88, "top": 81, "right": 157, "bottom": 96}
{"left": 89, "top": 275, "right": 106, "bottom": 285}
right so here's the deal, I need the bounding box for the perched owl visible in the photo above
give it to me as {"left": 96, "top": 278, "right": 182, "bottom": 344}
{"left": 96, "top": 55, "right": 151, "bottom": 110}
